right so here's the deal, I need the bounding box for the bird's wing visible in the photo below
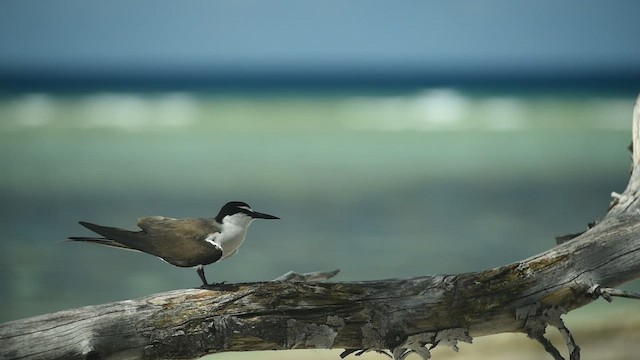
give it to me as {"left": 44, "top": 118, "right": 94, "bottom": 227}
{"left": 136, "top": 216, "right": 178, "bottom": 233}
{"left": 72, "top": 218, "right": 223, "bottom": 267}
{"left": 135, "top": 217, "right": 223, "bottom": 267}
{"left": 137, "top": 217, "right": 221, "bottom": 236}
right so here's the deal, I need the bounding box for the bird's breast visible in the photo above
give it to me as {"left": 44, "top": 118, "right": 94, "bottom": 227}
{"left": 216, "top": 225, "right": 247, "bottom": 258}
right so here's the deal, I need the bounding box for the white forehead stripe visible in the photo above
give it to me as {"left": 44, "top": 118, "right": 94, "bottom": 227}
{"left": 238, "top": 206, "right": 252, "bottom": 211}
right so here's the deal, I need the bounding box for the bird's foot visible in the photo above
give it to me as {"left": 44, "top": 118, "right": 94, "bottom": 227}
{"left": 200, "top": 281, "right": 227, "bottom": 289}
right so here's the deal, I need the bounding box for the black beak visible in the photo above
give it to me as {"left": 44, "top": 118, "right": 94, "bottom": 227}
{"left": 250, "top": 211, "right": 280, "bottom": 220}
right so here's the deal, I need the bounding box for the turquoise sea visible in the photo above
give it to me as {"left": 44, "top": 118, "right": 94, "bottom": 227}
{"left": 0, "top": 87, "right": 637, "bottom": 322}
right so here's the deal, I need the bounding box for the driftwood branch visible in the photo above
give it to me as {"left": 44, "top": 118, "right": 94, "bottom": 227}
{"left": 588, "top": 284, "right": 640, "bottom": 301}
{"left": 2, "top": 95, "right": 640, "bottom": 360}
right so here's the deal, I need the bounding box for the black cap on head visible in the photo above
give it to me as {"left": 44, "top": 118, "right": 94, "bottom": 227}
{"left": 215, "top": 201, "right": 280, "bottom": 222}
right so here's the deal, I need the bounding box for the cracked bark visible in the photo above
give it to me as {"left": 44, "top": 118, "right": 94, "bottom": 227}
{"left": 2, "top": 95, "right": 640, "bottom": 360}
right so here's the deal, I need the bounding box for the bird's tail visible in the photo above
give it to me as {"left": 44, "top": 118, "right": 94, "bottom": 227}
{"left": 66, "top": 236, "right": 135, "bottom": 251}
{"left": 68, "top": 221, "right": 156, "bottom": 254}
{"left": 67, "top": 221, "right": 142, "bottom": 250}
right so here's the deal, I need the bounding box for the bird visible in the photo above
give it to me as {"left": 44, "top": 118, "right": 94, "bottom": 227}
{"left": 67, "top": 201, "right": 279, "bottom": 287}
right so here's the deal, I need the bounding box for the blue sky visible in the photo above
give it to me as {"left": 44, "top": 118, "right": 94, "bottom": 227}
{"left": 1, "top": 1, "right": 639, "bottom": 76}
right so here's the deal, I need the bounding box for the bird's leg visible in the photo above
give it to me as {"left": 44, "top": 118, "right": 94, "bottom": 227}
{"left": 196, "top": 265, "right": 209, "bottom": 287}
{"left": 197, "top": 265, "right": 226, "bottom": 288}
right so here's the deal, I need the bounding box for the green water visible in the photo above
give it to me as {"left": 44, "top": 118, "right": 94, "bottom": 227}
{"left": 0, "top": 88, "right": 636, "bottom": 322}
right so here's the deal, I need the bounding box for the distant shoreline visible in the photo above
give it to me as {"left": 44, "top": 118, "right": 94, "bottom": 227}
{"left": 0, "top": 69, "right": 638, "bottom": 94}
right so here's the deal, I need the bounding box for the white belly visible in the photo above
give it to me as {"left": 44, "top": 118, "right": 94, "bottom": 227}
{"left": 216, "top": 224, "right": 247, "bottom": 259}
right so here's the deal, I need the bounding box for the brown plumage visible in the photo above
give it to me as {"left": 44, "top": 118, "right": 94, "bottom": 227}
{"left": 69, "top": 217, "right": 223, "bottom": 267}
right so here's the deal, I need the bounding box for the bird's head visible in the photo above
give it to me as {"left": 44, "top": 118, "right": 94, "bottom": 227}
{"left": 215, "top": 201, "right": 280, "bottom": 228}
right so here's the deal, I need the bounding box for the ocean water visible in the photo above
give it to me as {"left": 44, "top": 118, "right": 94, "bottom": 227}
{"left": 0, "top": 87, "right": 636, "bottom": 322}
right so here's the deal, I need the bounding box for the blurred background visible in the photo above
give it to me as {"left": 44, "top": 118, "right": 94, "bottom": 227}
{"left": 1, "top": 1, "right": 639, "bottom": 359}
